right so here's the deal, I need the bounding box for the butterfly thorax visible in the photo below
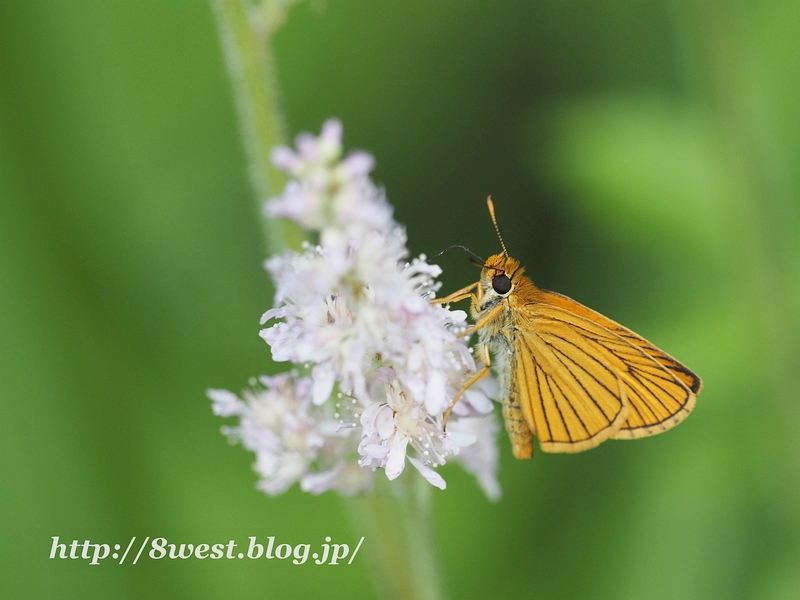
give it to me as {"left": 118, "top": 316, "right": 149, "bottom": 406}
{"left": 471, "top": 253, "right": 543, "bottom": 458}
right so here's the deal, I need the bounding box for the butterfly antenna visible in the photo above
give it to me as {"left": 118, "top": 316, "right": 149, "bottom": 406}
{"left": 486, "top": 196, "right": 508, "bottom": 257}
{"left": 434, "top": 244, "right": 486, "bottom": 264}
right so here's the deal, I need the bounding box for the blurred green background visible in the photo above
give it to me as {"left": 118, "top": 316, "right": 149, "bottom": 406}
{"left": 2, "top": 1, "right": 799, "bottom": 598}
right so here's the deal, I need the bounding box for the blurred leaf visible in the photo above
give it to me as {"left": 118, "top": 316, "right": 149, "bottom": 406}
{"left": 530, "top": 94, "right": 733, "bottom": 259}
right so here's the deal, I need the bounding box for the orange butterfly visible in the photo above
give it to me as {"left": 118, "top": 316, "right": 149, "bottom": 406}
{"left": 438, "top": 197, "right": 702, "bottom": 458}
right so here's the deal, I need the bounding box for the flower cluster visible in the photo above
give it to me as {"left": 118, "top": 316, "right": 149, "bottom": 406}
{"left": 210, "top": 120, "right": 500, "bottom": 499}
{"left": 209, "top": 374, "right": 368, "bottom": 496}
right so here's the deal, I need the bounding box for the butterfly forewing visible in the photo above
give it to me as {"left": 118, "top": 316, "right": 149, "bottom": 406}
{"left": 512, "top": 306, "right": 629, "bottom": 452}
{"left": 606, "top": 343, "right": 696, "bottom": 439}
{"left": 537, "top": 290, "right": 702, "bottom": 395}
{"left": 522, "top": 302, "right": 696, "bottom": 448}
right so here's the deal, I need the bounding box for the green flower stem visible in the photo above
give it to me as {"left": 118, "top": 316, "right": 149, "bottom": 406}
{"left": 343, "top": 471, "right": 447, "bottom": 600}
{"left": 211, "top": 4, "right": 449, "bottom": 599}
{"left": 210, "top": 0, "right": 305, "bottom": 255}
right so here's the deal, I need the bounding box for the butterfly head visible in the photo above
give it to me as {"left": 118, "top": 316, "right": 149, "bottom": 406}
{"left": 480, "top": 252, "right": 525, "bottom": 299}
{"left": 479, "top": 198, "right": 531, "bottom": 300}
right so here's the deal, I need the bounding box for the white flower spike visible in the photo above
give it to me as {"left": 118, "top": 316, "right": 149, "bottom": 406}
{"left": 210, "top": 119, "right": 501, "bottom": 498}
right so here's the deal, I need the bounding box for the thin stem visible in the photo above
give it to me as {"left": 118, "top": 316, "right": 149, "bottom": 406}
{"left": 343, "top": 471, "right": 447, "bottom": 600}
{"left": 211, "top": 5, "right": 449, "bottom": 598}
{"left": 210, "top": 0, "right": 305, "bottom": 254}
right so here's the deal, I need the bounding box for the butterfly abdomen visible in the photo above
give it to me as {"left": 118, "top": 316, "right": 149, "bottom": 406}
{"left": 477, "top": 304, "right": 534, "bottom": 459}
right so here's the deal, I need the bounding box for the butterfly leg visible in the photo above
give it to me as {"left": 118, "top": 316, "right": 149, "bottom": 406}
{"left": 430, "top": 281, "right": 479, "bottom": 306}
{"left": 442, "top": 345, "right": 491, "bottom": 430}
{"left": 457, "top": 302, "right": 504, "bottom": 339}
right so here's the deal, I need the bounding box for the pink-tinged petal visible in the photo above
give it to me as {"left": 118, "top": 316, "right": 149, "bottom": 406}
{"left": 359, "top": 402, "right": 383, "bottom": 429}
{"left": 260, "top": 306, "right": 286, "bottom": 325}
{"left": 449, "top": 415, "right": 502, "bottom": 502}
{"left": 341, "top": 151, "right": 375, "bottom": 175}
{"left": 425, "top": 370, "right": 446, "bottom": 415}
{"left": 375, "top": 405, "right": 396, "bottom": 439}
{"left": 448, "top": 309, "right": 467, "bottom": 323}
{"left": 320, "top": 118, "right": 343, "bottom": 146}
{"left": 402, "top": 375, "right": 426, "bottom": 407}
{"left": 424, "top": 336, "right": 444, "bottom": 369}
{"left": 300, "top": 468, "right": 339, "bottom": 495}
{"left": 362, "top": 444, "right": 389, "bottom": 459}
{"left": 408, "top": 457, "right": 446, "bottom": 490}
{"left": 375, "top": 367, "right": 396, "bottom": 383}
{"left": 270, "top": 146, "right": 296, "bottom": 170}
{"left": 446, "top": 430, "right": 477, "bottom": 447}
{"left": 207, "top": 389, "right": 243, "bottom": 417}
{"left": 295, "top": 132, "right": 317, "bottom": 159}
{"left": 311, "top": 363, "right": 335, "bottom": 405}
{"left": 385, "top": 436, "right": 410, "bottom": 480}
{"left": 407, "top": 345, "right": 424, "bottom": 371}
{"left": 463, "top": 387, "right": 494, "bottom": 414}
{"left": 478, "top": 375, "right": 501, "bottom": 399}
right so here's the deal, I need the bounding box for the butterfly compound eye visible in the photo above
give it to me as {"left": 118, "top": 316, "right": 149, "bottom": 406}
{"left": 492, "top": 274, "right": 512, "bottom": 295}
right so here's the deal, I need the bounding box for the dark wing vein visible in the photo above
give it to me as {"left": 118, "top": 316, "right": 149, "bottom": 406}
{"left": 528, "top": 304, "right": 696, "bottom": 439}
